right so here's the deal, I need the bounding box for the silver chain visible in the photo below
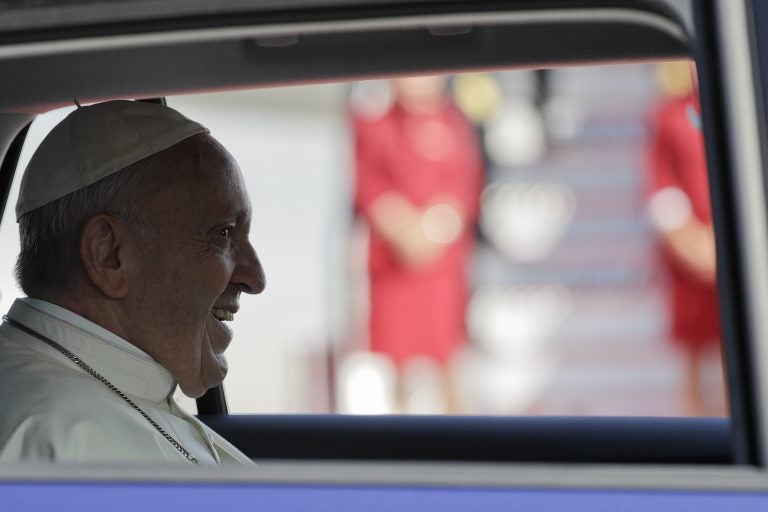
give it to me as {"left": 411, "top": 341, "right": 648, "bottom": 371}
{"left": 3, "top": 315, "right": 199, "bottom": 464}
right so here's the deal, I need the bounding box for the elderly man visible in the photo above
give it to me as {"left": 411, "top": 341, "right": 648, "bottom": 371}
{"left": 0, "top": 100, "right": 265, "bottom": 464}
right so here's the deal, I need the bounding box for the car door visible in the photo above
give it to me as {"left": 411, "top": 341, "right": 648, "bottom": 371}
{"left": 2, "top": 0, "right": 768, "bottom": 508}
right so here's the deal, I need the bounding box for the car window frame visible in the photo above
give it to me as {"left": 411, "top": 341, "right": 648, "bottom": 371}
{"left": 0, "top": 0, "right": 767, "bottom": 491}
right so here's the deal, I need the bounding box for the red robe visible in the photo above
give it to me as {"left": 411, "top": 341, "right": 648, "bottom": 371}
{"left": 648, "top": 94, "right": 721, "bottom": 346}
{"left": 353, "top": 102, "right": 483, "bottom": 366}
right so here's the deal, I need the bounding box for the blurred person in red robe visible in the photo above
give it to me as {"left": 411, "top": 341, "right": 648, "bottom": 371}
{"left": 647, "top": 61, "right": 724, "bottom": 416}
{"left": 351, "top": 76, "right": 483, "bottom": 413}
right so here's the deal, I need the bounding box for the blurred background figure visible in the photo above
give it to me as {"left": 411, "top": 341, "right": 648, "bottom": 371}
{"left": 349, "top": 76, "right": 483, "bottom": 413}
{"left": 647, "top": 61, "right": 724, "bottom": 416}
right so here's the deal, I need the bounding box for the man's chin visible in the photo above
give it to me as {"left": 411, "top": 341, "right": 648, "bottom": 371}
{"left": 176, "top": 322, "right": 231, "bottom": 398}
{"left": 177, "top": 365, "right": 227, "bottom": 399}
{"left": 178, "top": 381, "right": 208, "bottom": 399}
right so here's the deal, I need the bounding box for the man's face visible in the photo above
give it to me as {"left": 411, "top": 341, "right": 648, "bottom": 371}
{"left": 123, "top": 135, "right": 265, "bottom": 398}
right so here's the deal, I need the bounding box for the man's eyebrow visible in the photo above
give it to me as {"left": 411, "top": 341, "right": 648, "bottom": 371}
{"left": 212, "top": 207, "right": 250, "bottom": 225}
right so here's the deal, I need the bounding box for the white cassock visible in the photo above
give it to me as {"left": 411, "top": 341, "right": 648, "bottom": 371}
{"left": 0, "top": 298, "right": 253, "bottom": 465}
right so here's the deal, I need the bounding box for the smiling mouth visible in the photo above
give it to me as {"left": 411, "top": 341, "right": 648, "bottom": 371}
{"left": 211, "top": 308, "right": 234, "bottom": 322}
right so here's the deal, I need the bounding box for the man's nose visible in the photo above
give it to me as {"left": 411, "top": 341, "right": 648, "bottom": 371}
{"left": 233, "top": 241, "right": 266, "bottom": 294}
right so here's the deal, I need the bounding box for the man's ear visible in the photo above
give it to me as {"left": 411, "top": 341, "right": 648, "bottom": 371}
{"left": 79, "top": 214, "right": 132, "bottom": 299}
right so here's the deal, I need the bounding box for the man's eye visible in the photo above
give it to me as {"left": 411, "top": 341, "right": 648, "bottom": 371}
{"left": 217, "top": 227, "right": 234, "bottom": 240}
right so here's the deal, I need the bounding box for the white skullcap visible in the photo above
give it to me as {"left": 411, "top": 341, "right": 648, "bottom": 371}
{"left": 16, "top": 100, "right": 209, "bottom": 219}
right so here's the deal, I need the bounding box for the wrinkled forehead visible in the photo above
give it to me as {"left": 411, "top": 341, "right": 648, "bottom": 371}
{"left": 197, "top": 135, "right": 250, "bottom": 205}
{"left": 152, "top": 134, "right": 251, "bottom": 221}
{"left": 149, "top": 133, "right": 241, "bottom": 184}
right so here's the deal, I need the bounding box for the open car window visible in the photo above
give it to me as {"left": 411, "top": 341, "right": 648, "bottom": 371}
{"left": 175, "top": 62, "right": 726, "bottom": 417}
{"left": 0, "top": 60, "right": 728, "bottom": 419}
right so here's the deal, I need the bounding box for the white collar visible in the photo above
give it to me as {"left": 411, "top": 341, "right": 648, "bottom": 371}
{"left": 7, "top": 298, "right": 176, "bottom": 404}
{"left": 22, "top": 297, "right": 150, "bottom": 358}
